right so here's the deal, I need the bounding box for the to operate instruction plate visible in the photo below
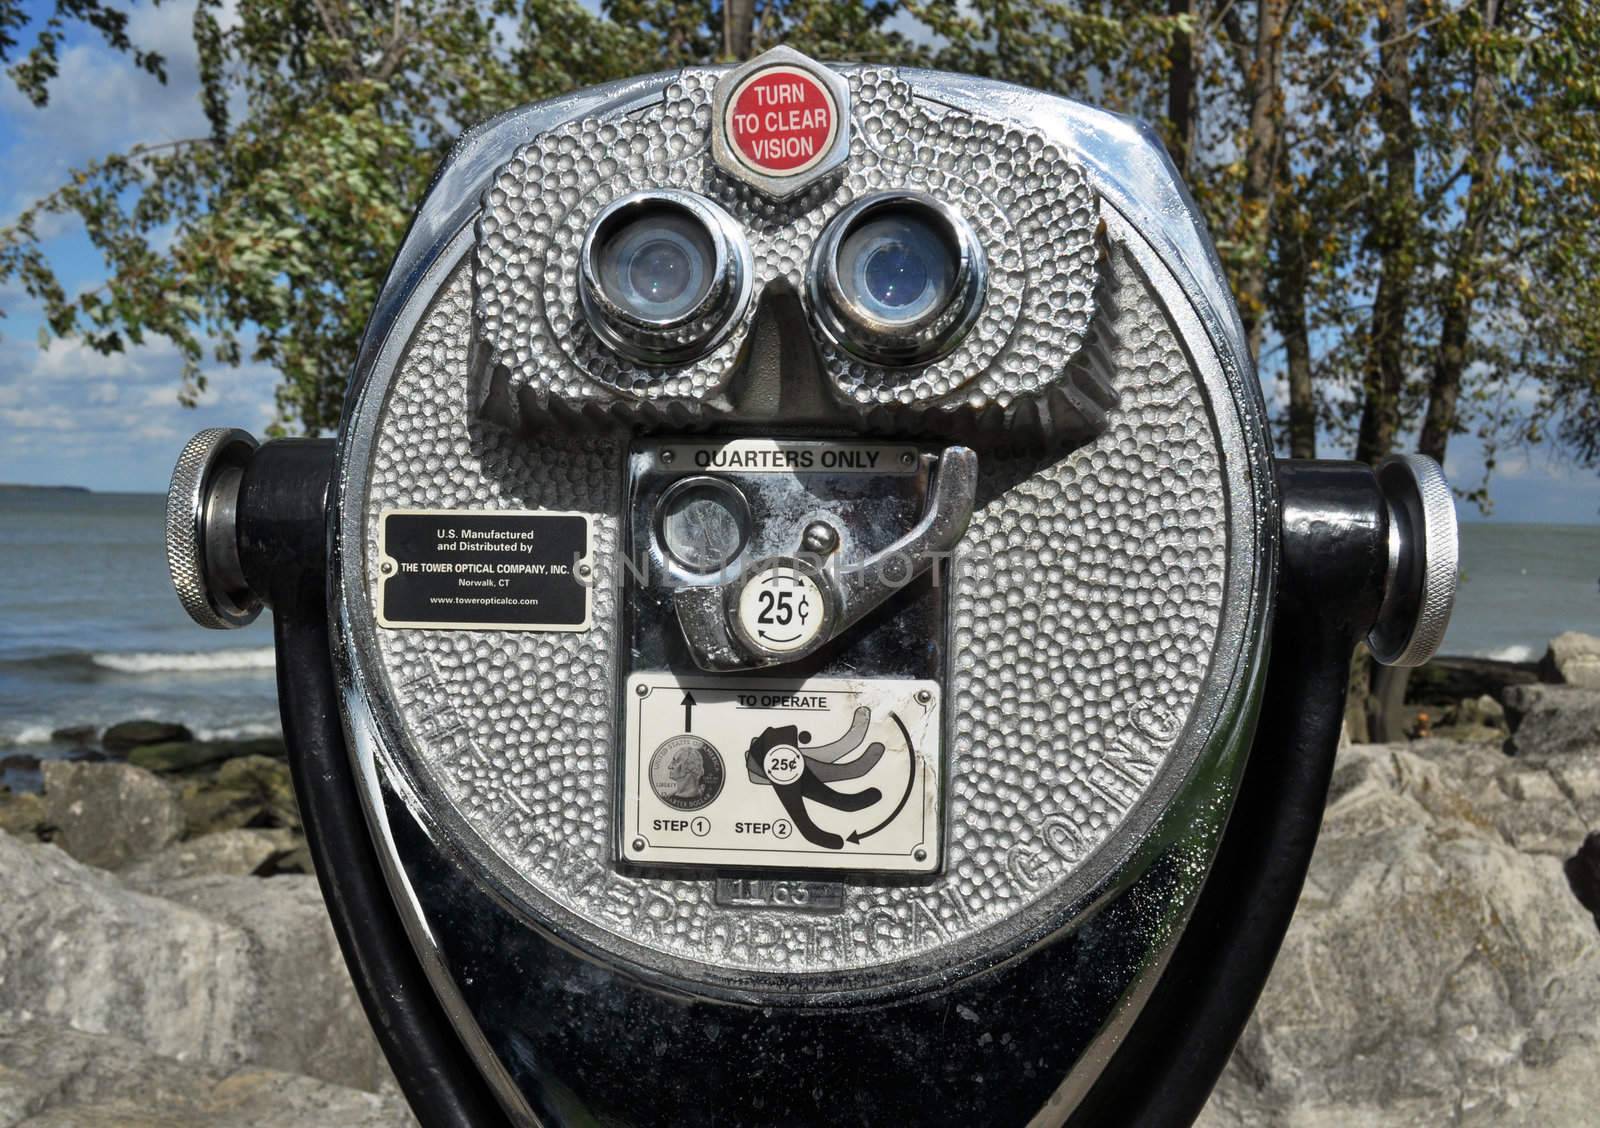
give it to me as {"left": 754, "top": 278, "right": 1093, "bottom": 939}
{"left": 620, "top": 674, "right": 941, "bottom": 874}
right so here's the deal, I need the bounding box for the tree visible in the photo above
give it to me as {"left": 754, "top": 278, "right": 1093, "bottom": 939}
{"left": 1, "top": 0, "right": 164, "bottom": 105}
{"left": 1, "top": 0, "right": 1596, "bottom": 484}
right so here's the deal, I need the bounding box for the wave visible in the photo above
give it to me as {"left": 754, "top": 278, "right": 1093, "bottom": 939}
{"left": 0, "top": 724, "right": 54, "bottom": 747}
{"left": 89, "top": 647, "right": 277, "bottom": 674}
{"left": 1474, "top": 643, "right": 1539, "bottom": 663}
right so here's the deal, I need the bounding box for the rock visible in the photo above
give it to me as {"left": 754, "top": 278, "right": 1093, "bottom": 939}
{"left": 1542, "top": 631, "right": 1600, "bottom": 690}
{"left": 1455, "top": 692, "right": 1508, "bottom": 731}
{"left": 42, "top": 761, "right": 184, "bottom": 869}
{"left": 1429, "top": 722, "right": 1506, "bottom": 744}
{"left": 258, "top": 841, "right": 315, "bottom": 876}
{"left": 101, "top": 719, "right": 194, "bottom": 753}
{"left": 130, "top": 737, "right": 290, "bottom": 775}
{"left": 180, "top": 755, "right": 300, "bottom": 835}
{"left": 1503, "top": 684, "right": 1600, "bottom": 758}
{"left": 0, "top": 788, "right": 45, "bottom": 839}
{"left": 144, "top": 873, "right": 390, "bottom": 1092}
{"left": 0, "top": 831, "right": 391, "bottom": 1093}
{"left": 130, "top": 741, "right": 242, "bottom": 774}
{"left": 218, "top": 735, "right": 288, "bottom": 760}
{"left": 121, "top": 828, "right": 301, "bottom": 886}
{"left": 48, "top": 723, "right": 96, "bottom": 745}
{"left": 1567, "top": 832, "right": 1600, "bottom": 930}
{"left": 1, "top": 752, "right": 40, "bottom": 771}
{"left": 1410, "top": 654, "right": 1539, "bottom": 708}
{"left": 1199, "top": 742, "right": 1600, "bottom": 1127}
{"left": 0, "top": 1021, "right": 413, "bottom": 1126}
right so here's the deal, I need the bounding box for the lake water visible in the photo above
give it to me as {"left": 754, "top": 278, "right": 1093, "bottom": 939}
{"left": 2, "top": 488, "right": 1597, "bottom": 761}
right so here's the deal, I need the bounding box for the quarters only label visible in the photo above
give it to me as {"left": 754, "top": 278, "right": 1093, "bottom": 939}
{"left": 377, "top": 509, "right": 591, "bottom": 632}
{"left": 657, "top": 439, "right": 917, "bottom": 476}
{"left": 621, "top": 674, "right": 941, "bottom": 874}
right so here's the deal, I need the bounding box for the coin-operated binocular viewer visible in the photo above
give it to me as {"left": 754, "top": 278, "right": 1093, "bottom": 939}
{"left": 165, "top": 48, "right": 1456, "bottom": 1128}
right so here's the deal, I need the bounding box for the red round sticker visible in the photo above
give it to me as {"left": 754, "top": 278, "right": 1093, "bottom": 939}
{"left": 724, "top": 65, "right": 838, "bottom": 177}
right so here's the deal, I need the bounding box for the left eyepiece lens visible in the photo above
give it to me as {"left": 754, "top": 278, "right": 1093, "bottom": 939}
{"left": 580, "top": 192, "right": 748, "bottom": 364}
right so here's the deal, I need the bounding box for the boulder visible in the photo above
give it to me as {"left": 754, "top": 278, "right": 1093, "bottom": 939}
{"left": 1541, "top": 631, "right": 1600, "bottom": 690}
{"left": 0, "top": 832, "right": 390, "bottom": 1093}
{"left": 1410, "top": 655, "right": 1539, "bottom": 707}
{"left": 1502, "top": 684, "right": 1600, "bottom": 759}
{"left": 101, "top": 719, "right": 194, "bottom": 753}
{"left": 42, "top": 761, "right": 184, "bottom": 869}
{"left": 130, "top": 741, "right": 242, "bottom": 774}
{"left": 0, "top": 788, "right": 45, "bottom": 839}
{"left": 48, "top": 724, "right": 96, "bottom": 745}
{"left": 1456, "top": 693, "right": 1508, "bottom": 731}
{"left": 121, "top": 828, "right": 301, "bottom": 886}
{"left": 0, "top": 1021, "right": 412, "bottom": 1127}
{"left": 1, "top": 752, "right": 41, "bottom": 772}
{"left": 1199, "top": 742, "right": 1600, "bottom": 1126}
{"left": 145, "top": 873, "right": 389, "bottom": 1091}
{"left": 179, "top": 755, "right": 300, "bottom": 835}
{"left": 130, "top": 737, "right": 290, "bottom": 775}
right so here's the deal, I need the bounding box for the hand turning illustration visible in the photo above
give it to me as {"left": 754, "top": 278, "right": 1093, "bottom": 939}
{"left": 746, "top": 706, "right": 884, "bottom": 849}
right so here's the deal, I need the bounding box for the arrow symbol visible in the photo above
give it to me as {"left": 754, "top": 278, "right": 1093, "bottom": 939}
{"left": 848, "top": 712, "right": 917, "bottom": 844}
{"left": 682, "top": 691, "right": 697, "bottom": 733}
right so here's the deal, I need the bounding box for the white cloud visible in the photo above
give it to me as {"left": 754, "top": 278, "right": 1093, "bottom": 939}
{"left": 0, "top": 323, "right": 277, "bottom": 489}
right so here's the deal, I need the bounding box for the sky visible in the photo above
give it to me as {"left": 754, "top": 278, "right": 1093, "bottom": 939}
{"left": 0, "top": 1, "right": 1594, "bottom": 524}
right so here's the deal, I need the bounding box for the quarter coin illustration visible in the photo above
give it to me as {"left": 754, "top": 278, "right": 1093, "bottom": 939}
{"left": 649, "top": 734, "right": 726, "bottom": 811}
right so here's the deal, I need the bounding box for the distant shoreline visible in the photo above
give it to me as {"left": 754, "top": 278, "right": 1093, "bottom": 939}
{"left": 0, "top": 483, "right": 90, "bottom": 493}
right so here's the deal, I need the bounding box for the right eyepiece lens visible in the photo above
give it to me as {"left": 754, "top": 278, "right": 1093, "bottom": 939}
{"left": 812, "top": 193, "right": 984, "bottom": 367}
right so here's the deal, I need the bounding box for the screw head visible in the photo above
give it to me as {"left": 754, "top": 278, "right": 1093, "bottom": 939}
{"left": 635, "top": 683, "right": 649, "bottom": 697}
{"left": 800, "top": 520, "right": 840, "bottom": 556}
{"left": 913, "top": 847, "right": 929, "bottom": 863}
{"left": 915, "top": 688, "right": 934, "bottom": 706}
{"left": 631, "top": 837, "right": 646, "bottom": 852}
{"left": 900, "top": 450, "right": 916, "bottom": 466}
{"left": 660, "top": 449, "right": 676, "bottom": 465}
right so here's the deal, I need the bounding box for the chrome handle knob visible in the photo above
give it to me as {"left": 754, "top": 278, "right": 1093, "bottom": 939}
{"left": 165, "top": 428, "right": 262, "bottom": 630}
{"left": 1368, "top": 453, "right": 1458, "bottom": 667}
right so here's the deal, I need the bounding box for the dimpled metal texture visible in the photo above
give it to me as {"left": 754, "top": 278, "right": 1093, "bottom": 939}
{"left": 473, "top": 67, "right": 1105, "bottom": 439}
{"left": 358, "top": 223, "right": 1226, "bottom": 978}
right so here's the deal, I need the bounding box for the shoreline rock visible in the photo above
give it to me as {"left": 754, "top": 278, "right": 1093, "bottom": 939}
{"left": 0, "top": 831, "right": 395, "bottom": 1099}
{"left": 1503, "top": 684, "right": 1600, "bottom": 759}
{"left": 1542, "top": 632, "right": 1600, "bottom": 690}
{"left": 101, "top": 719, "right": 195, "bottom": 753}
{"left": 0, "top": 1021, "right": 412, "bottom": 1127}
{"left": 42, "top": 761, "right": 184, "bottom": 870}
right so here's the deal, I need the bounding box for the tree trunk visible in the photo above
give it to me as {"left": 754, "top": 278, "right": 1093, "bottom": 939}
{"left": 1165, "top": 0, "right": 1198, "bottom": 176}
{"left": 1354, "top": 0, "right": 1419, "bottom": 466}
{"left": 722, "top": 0, "right": 756, "bottom": 61}
{"left": 1419, "top": 0, "right": 1503, "bottom": 465}
{"left": 1238, "top": 0, "right": 1289, "bottom": 360}
{"left": 1272, "top": 213, "right": 1317, "bottom": 457}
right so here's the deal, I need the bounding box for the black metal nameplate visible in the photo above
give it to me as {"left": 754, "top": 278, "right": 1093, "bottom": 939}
{"left": 377, "top": 509, "right": 591, "bottom": 631}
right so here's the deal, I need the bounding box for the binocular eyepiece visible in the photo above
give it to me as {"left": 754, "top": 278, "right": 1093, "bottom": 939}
{"left": 165, "top": 47, "right": 1456, "bottom": 1128}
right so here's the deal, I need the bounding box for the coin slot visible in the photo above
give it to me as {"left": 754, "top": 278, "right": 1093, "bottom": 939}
{"left": 654, "top": 476, "right": 751, "bottom": 574}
